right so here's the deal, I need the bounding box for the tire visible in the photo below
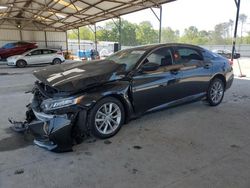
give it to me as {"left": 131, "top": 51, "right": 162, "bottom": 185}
{"left": 16, "top": 60, "right": 27, "bottom": 68}
{"left": 88, "top": 97, "right": 125, "bottom": 139}
{"left": 52, "top": 58, "right": 62, "bottom": 65}
{"left": 207, "top": 78, "right": 225, "bottom": 106}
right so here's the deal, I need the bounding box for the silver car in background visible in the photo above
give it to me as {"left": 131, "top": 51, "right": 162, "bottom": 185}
{"left": 7, "top": 48, "right": 65, "bottom": 68}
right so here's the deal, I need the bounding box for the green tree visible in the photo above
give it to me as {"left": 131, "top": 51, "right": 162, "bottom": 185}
{"left": 239, "top": 14, "right": 247, "bottom": 44}
{"left": 228, "top": 19, "right": 234, "bottom": 37}
{"left": 244, "top": 32, "right": 250, "bottom": 44}
{"left": 161, "top": 27, "right": 179, "bottom": 43}
{"left": 67, "top": 27, "right": 94, "bottom": 40}
{"left": 96, "top": 20, "right": 138, "bottom": 45}
{"left": 180, "top": 26, "right": 199, "bottom": 44}
{"left": 210, "top": 23, "right": 226, "bottom": 44}
{"left": 136, "top": 21, "right": 158, "bottom": 45}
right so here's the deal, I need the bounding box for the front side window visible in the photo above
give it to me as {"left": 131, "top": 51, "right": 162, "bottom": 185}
{"left": 174, "top": 47, "right": 203, "bottom": 64}
{"left": 144, "top": 47, "right": 173, "bottom": 67}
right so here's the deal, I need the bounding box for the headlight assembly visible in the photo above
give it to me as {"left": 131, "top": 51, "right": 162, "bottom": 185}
{"left": 41, "top": 96, "right": 84, "bottom": 111}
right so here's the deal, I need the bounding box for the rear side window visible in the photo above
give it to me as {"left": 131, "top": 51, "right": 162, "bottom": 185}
{"left": 174, "top": 47, "right": 203, "bottom": 64}
{"left": 43, "top": 50, "right": 57, "bottom": 54}
{"left": 202, "top": 50, "right": 217, "bottom": 61}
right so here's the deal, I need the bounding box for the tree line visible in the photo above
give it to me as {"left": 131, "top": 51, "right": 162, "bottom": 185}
{"left": 68, "top": 14, "right": 250, "bottom": 46}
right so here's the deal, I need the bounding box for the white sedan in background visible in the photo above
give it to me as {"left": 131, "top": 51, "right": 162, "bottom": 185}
{"left": 7, "top": 48, "right": 65, "bottom": 68}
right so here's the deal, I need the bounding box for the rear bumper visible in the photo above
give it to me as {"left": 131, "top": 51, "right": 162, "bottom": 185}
{"left": 225, "top": 71, "right": 234, "bottom": 90}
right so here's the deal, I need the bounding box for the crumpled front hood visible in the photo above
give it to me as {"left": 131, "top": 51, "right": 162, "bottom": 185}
{"left": 33, "top": 60, "right": 126, "bottom": 92}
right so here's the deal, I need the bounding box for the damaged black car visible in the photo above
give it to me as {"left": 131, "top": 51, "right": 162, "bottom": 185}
{"left": 10, "top": 43, "right": 234, "bottom": 152}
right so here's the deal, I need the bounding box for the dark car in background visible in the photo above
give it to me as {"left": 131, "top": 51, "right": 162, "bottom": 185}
{"left": 10, "top": 43, "right": 234, "bottom": 152}
{"left": 0, "top": 41, "right": 37, "bottom": 60}
{"left": 212, "top": 49, "right": 240, "bottom": 59}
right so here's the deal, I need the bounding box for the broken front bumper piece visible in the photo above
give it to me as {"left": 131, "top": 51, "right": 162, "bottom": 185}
{"left": 10, "top": 109, "right": 74, "bottom": 152}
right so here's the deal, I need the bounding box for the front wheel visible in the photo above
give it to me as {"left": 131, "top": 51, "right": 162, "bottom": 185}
{"left": 88, "top": 97, "right": 125, "bottom": 139}
{"left": 16, "top": 60, "right": 27, "bottom": 68}
{"left": 207, "top": 78, "right": 225, "bottom": 106}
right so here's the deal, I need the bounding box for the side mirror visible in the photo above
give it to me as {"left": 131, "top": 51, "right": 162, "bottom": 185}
{"left": 26, "top": 53, "right": 31, "bottom": 56}
{"left": 141, "top": 62, "right": 159, "bottom": 72}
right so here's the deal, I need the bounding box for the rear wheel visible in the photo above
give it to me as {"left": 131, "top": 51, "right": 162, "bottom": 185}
{"left": 16, "top": 60, "right": 27, "bottom": 68}
{"left": 52, "top": 58, "right": 62, "bottom": 65}
{"left": 207, "top": 78, "right": 225, "bottom": 106}
{"left": 88, "top": 97, "right": 125, "bottom": 139}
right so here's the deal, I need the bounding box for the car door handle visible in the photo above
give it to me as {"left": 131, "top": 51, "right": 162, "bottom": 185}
{"left": 160, "top": 83, "right": 168, "bottom": 87}
{"left": 170, "top": 70, "right": 179, "bottom": 75}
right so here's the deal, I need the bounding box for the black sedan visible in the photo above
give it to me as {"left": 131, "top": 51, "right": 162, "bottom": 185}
{"left": 10, "top": 43, "right": 234, "bottom": 152}
{"left": 212, "top": 49, "right": 240, "bottom": 59}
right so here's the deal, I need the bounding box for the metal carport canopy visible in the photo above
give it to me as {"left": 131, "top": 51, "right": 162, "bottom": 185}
{"left": 0, "top": 0, "right": 175, "bottom": 31}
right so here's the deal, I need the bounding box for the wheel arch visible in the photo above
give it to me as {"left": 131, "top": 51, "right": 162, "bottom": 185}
{"left": 210, "top": 74, "right": 226, "bottom": 88}
{"left": 17, "top": 59, "right": 27, "bottom": 63}
{"left": 103, "top": 93, "right": 132, "bottom": 123}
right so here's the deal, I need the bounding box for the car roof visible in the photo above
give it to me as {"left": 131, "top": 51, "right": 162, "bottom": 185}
{"left": 29, "top": 48, "right": 59, "bottom": 51}
{"left": 122, "top": 43, "right": 205, "bottom": 52}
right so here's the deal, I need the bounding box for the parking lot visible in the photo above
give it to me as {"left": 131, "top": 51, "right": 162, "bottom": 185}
{"left": 0, "top": 59, "right": 250, "bottom": 188}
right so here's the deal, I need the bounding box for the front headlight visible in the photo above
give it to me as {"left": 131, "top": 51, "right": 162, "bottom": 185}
{"left": 41, "top": 96, "right": 84, "bottom": 111}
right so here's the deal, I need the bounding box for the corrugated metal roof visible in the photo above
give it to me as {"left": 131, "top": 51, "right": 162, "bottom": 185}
{"left": 0, "top": 0, "right": 175, "bottom": 31}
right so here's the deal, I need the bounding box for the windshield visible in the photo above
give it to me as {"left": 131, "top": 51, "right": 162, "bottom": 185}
{"left": 106, "top": 48, "right": 146, "bottom": 70}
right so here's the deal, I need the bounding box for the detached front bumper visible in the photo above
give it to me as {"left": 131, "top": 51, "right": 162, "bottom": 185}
{"left": 9, "top": 106, "right": 76, "bottom": 152}
{"left": 9, "top": 82, "right": 90, "bottom": 152}
{"left": 28, "top": 109, "right": 73, "bottom": 152}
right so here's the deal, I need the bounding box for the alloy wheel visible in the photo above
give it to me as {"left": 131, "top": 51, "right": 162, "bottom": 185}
{"left": 53, "top": 59, "right": 61, "bottom": 64}
{"left": 210, "top": 80, "right": 224, "bottom": 104}
{"left": 95, "top": 102, "right": 121, "bottom": 135}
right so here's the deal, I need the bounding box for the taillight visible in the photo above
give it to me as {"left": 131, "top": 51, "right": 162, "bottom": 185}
{"left": 228, "top": 59, "right": 233, "bottom": 66}
{"left": 57, "top": 51, "right": 63, "bottom": 55}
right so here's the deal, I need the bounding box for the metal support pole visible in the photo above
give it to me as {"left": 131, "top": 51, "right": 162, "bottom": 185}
{"left": 159, "top": 6, "right": 162, "bottom": 43}
{"left": 65, "top": 31, "right": 68, "bottom": 51}
{"left": 44, "top": 31, "right": 48, "bottom": 47}
{"left": 77, "top": 27, "right": 80, "bottom": 52}
{"left": 150, "top": 6, "right": 162, "bottom": 43}
{"left": 19, "top": 29, "right": 22, "bottom": 41}
{"left": 231, "top": 0, "right": 245, "bottom": 77}
{"left": 119, "top": 17, "right": 122, "bottom": 50}
{"left": 231, "top": 0, "right": 240, "bottom": 61}
{"left": 94, "top": 24, "right": 97, "bottom": 51}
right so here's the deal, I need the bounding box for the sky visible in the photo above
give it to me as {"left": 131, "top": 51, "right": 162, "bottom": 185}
{"left": 118, "top": 0, "right": 250, "bottom": 35}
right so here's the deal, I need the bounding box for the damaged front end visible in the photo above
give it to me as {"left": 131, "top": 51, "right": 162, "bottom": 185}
{"left": 9, "top": 81, "right": 87, "bottom": 152}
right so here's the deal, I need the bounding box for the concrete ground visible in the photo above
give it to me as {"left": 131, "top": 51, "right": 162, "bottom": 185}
{"left": 0, "top": 59, "right": 250, "bottom": 188}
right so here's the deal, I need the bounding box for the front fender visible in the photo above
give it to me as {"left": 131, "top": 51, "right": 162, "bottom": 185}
{"left": 79, "top": 80, "right": 134, "bottom": 121}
